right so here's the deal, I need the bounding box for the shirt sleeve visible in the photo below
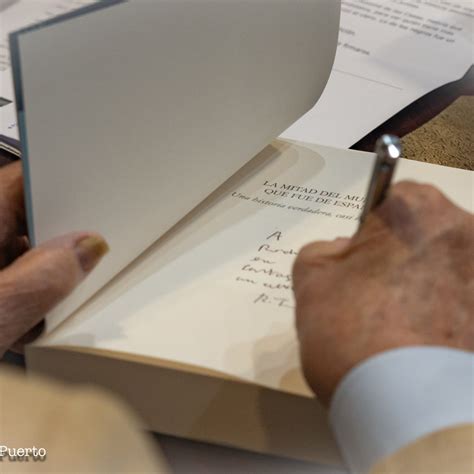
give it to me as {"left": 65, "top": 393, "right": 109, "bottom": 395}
{"left": 329, "top": 346, "right": 474, "bottom": 474}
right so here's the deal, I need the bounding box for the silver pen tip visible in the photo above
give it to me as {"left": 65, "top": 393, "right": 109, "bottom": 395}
{"left": 376, "top": 135, "right": 402, "bottom": 160}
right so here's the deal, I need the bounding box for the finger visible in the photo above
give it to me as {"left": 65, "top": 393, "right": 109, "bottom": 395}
{"left": 297, "top": 237, "right": 351, "bottom": 261}
{"left": 10, "top": 235, "right": 30, "bottom": 259}
{"left": 9, "top": 321, "right": 45, "bottom": 354}
{"left": 0, "top": 235, "right": 30, "bottom": 269}
{"left": 293, "top": 237, "right": 350, "bottom": 292}
{"left": 0, "top": 232, "right": 109, "bottom": 356}
{"left": 0, "top": 161, "right": 26, "bottom": 248}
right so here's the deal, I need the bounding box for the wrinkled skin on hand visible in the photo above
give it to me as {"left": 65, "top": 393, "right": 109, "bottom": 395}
{"left": 293, "top": 181, "right": 474, "bottom": 406}
{"left": 0, "top": 162, "right": 108, "bottom": 357}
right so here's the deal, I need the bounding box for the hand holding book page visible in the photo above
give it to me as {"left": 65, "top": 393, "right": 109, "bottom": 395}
{"left": 11, "top": 0, "right": 340, "bottom": 332}
{"left": 37, "top": 140, "right": 473, "bottom": 396}
{"left": 282, "top": 0, "right": 474, "bottom": 148}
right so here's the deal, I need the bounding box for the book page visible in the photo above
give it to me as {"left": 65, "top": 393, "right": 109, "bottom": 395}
{"left": 282, "top": 0, "right": 474, "bottom": 148}
{"left": 37, "top": 141, "right": 473, "bottom": 396}
{"left": 13, "top": 0, "right": 340, "bottom": 332}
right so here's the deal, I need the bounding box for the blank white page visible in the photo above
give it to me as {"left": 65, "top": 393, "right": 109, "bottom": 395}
{"left": 11, "top": 0, "right": 340, "bottom": 330}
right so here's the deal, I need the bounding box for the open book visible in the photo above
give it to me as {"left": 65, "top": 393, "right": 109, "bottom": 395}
{"left": 10, "top": 0, "right": 472, "bottom": 468}
{"left": 25, "top": 141, "right": 473, "bottom": 467}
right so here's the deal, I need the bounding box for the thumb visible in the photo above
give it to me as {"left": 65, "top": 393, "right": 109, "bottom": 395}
{"left": 0, "top": 232, "right": 109, "bottom": 355}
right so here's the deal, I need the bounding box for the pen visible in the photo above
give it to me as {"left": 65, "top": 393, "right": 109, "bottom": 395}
{"left": 359, "top": 134, "right": 402, "bottom": 227}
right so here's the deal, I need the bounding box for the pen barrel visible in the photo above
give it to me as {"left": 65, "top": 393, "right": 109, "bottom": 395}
{"left": 366, "top": 161, "right": 395, "bottom": 209}
{"left": 359, "top": 135, "right": 401, "bottom": 225}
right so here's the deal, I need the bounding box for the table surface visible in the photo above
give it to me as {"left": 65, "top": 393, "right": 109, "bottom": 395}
{"left": 351, "top": 65, "right": 474, "bottom": 153}
{"left": 1, "top": 66, "right": 472, "bottom": 474}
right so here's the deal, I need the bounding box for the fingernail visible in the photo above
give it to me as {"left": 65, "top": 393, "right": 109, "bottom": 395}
{"left": 75, "top": 236, "right": 109, "bottom": 273}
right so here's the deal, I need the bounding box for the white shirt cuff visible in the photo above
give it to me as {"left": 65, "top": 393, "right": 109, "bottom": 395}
{"left": 329, "top": 346, "right": 474, "bottom": 474}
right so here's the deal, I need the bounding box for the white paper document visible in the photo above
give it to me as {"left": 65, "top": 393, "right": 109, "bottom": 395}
{"left": 2, "top": 1, "right": 473, "bottom": 145}
{"left": 281, "top": 0, "right": 473, "bottom": 148}
{"left": 0, "top": 0, "right": 95, "bottom": 138}
{"left": 38, "top": 141, "right": 473, "bottom": 396}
